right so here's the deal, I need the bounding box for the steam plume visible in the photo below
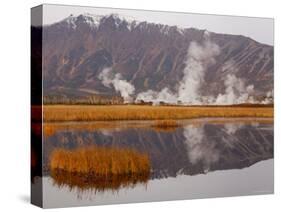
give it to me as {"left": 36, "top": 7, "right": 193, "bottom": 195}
{"left": 98, "top": 67, "right": 135, "bottom": 103}
{"left": 136, "top": 88, "right": 177, "bottom": 105}
{"left": 98, "top": 32, "right": 271, "bottom": 105}
{"left": 215, "top": 74, "right": 255, "bottom": 105}
{"left": 136, "top": 31, "right": 221, "bottom": 105}
{"left": 262, "top": 89, "right": 274, "bottom": 104}
{"left": 178, "top": 33, "right": 220, "bottom": 104}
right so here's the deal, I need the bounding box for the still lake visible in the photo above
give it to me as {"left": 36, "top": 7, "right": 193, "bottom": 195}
{"left": 42, "top": 118, "right": 274, "bottom": 208}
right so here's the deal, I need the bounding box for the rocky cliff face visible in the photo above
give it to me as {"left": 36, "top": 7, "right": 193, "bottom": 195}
{"left": 37, "top": 14, "right": 273, "bottom": 99}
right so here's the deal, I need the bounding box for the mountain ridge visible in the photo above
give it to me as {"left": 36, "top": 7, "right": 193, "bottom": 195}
{"left": 32, "top": 13, "right": 274, "bottom": 103}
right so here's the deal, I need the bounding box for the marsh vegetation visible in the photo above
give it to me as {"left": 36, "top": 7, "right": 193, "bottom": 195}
{"left": 49, "top": 146, "right": 150, "bottom": 192}
{"left": 43, "top": 105, "right": 273, "bottom": 122}
{"left": 50, "top": 146, "right": 150, "bottom": 176}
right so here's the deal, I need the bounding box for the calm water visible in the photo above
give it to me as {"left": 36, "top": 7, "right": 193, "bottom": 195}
{"left": 42, "top": 118, "right": 274, "bottom": 208}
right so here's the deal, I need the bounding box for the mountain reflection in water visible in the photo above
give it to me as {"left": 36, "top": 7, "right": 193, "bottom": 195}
{"left": 44, "top": 118, "right": 273, "bottom": 193}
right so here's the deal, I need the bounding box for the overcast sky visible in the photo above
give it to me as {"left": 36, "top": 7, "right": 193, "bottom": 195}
{"left": 41, "top": 4, "right": 274, "bottom": 45}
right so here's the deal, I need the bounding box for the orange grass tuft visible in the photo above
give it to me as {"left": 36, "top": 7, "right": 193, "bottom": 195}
{"left": 152, "top": 120, "right": 179, "bottom": 127}
{"left": 50, "top": 146, "right": 150, "bottom": 176}
{"left": 50, "top": 146, "right": 151, "bottom": 192}
{"left": 151, "top": 120, "right": 180, "bottom": 132}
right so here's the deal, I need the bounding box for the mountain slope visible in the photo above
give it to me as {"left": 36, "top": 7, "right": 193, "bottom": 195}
{"left": 36, "top": 14, "right": 273, "bottom": 101}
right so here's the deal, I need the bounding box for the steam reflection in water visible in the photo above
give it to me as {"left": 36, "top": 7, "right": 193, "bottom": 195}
{"left": 43, "top": 118, "right": 273, "bottom": 203}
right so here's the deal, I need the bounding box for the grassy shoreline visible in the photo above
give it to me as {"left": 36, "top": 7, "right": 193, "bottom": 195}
{"left": 42, "top": 105, "right": 274, "bottom": 122}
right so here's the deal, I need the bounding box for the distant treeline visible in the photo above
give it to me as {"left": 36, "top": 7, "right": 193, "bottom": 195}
{"left": 43, "top": 94, "right": 123, "bottom": 105}
{"left": 43, "top": 94, "right": 273, "bottom": 107}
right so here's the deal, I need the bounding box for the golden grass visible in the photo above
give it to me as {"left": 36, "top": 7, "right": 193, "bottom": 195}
{"left": 50, "top": 146, "right": 151, "bottom": 192}
{"left": 50, "top": 146, "right": 150, "bottom": 176}
{"left": 43, "top": 105, "right": 273, "bottom": 122}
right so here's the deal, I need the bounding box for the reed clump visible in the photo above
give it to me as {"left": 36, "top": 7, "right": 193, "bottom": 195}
{"left": 50, "top": 146, "right": 150, "bottom": 177}
{"left": 151, "top": 120, "right": 180, "bottom": 132}
{"left": 50, "top": 146, "right": 151, "bottom": 192}
{"left": 153, "top": 120, "right": 179, "bottom": 127}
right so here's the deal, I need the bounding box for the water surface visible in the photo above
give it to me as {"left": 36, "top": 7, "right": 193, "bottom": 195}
{"left": 42, "top": 118, "right": 273, "bottom": 208}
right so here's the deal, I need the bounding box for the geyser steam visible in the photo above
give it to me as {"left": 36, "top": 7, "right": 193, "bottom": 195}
{"left": 136, "top": 31, "right": 221, "bottom": 105}
{"left": 98, "top": 67, "right": 135, "bottom": 103}
{"left": 178, "top": 33, "right": 220, "bottom": 104}
{"left": 215, "top": 74, "right": 255, "bottom": 105}
{"left": 136, "top": 88, "right": 177, "bottom": 105}
{"left": 98, "top": 32, "right": 271, "bottom": 105}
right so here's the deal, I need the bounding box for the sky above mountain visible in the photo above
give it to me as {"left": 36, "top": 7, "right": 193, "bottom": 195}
{"left": 39, "top": 4, "right": 274, "bottom": 45}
